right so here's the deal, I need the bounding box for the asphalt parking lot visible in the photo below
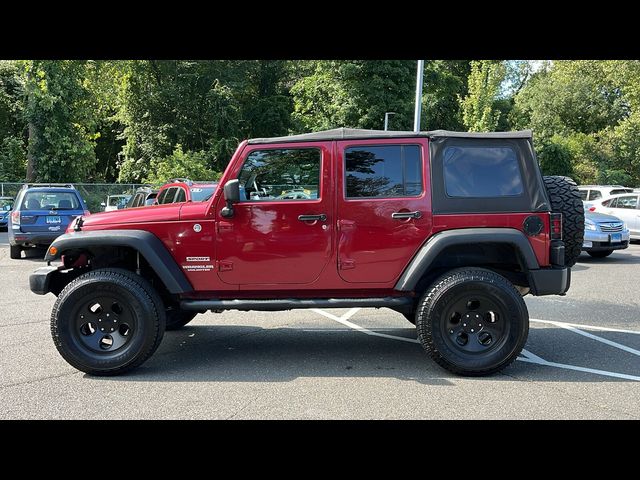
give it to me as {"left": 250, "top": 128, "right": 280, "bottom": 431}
{"left": 1, "top": 230, "right": 639, "bottom": 419}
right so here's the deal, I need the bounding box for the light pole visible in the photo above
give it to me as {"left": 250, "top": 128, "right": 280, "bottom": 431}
{"left": 384, "top": 112, "right": 396, "bottom": 131}
{"left": 414, "top": 60, "right": 424, "bottom": 132}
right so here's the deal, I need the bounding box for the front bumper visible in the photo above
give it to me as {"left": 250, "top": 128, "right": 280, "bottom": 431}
{"left": 582, "top": 229, "right": 630, "bottom": 251}
{"left": 29, "top": 266, "right": 59, "bottom": 295}
{"left": 528, "top": 267, "right": 570, "bottom": 296}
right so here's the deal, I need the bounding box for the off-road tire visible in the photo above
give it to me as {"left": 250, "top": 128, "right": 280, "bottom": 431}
{"left": 416, "top": 267, "right": 529, "bottom": 376}
{"left": 51, "top": 268, "right": 166, "bottom": 375}
{"left": 543, "top": 175, "right": 584, "bottom": 267}
{"left": 588, "top": 250, "right": 613, "bottom": 258}
{"left": 9, "top": 244, "right": 21, "bottom": 259}
{"left": 165, "top": 309, "right": 198, "bottom": 330}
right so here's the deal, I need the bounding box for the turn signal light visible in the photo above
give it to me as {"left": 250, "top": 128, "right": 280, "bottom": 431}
{"left": 550, "top": 213, "right": 562, "bottom": 240}
{"left": 49, "top": 246, "right": 58, "bottom": 256}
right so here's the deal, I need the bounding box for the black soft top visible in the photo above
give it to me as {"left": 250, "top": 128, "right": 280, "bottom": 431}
{"left": 247, "top": 127, "right": 533, "bottom": 145}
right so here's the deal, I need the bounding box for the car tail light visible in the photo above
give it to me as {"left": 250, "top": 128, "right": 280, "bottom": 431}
{"left": 550, "top": 213, "right": 562, "bottom": 240}
{"left": 10, "top": 210, "right": 20, "bottom": 226}
{"left": 588, "top": 206, "right": 596, "bottom": 212}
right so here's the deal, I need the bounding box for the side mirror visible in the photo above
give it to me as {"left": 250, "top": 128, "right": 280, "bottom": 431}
{"left": 221, "top": 179, "right": 240, "bottom": 218}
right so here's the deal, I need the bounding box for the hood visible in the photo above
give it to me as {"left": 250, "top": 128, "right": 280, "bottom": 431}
{"left": 585, "top": 211, "right": 623, "bottom": 223}
{"left": 76, "top": 203, "right": 181, "bottom": 229}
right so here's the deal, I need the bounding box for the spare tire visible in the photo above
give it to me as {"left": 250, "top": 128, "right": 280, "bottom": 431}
{"left": 543, "top": 176, "right": 584, "bottom": 267}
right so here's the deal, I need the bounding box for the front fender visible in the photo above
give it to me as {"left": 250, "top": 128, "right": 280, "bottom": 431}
{"left": 44, "top": 230, "right": 193, "bottom": 294}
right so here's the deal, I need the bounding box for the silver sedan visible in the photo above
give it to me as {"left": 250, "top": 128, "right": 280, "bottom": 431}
{"left": 582, "top": 211, "right": 630, "bottom": 258}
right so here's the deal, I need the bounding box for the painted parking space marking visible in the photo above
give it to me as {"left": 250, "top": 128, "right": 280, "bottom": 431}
{"left": 530, "top": 318, "right": 640, "bottom": 336}
{"left": 532, "top": 319, "right": 640, "bottom": 357}
{"left": 311, "top": 308, "right": 640, "bottom": 382}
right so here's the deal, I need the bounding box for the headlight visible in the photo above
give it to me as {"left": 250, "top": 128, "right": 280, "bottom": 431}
{"left": 585, "top": 220, "right": 597, "bottom": 231}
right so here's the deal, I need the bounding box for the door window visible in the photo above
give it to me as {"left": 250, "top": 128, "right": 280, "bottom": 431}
{"left": 238, "top": 148, "right": 321, "bottom": 201}
{"left": 616, "top": 195, "right": 638, "bottom": 209}
{"left": 344, "top": 145, "right": 422, "bottom": 198}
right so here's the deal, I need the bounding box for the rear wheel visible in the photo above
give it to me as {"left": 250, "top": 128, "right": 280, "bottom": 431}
{"left": 416, "top": 268, "right": 529, "bottom": 376}
{"left": 588, "top": 250, "right": 613, "bottom": 258}
{"left": 51, "top": 268, "right": 166, "bottom": 375}
{"left": 543, "top": 175, "right": 584, "bottom": 267}
{"left": 9, "top": 244, "right": 21, "bottom": 259}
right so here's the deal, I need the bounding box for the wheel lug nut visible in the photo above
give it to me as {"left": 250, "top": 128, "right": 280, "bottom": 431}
{"left": 463, "top": 323, "right": 467, "bottom": 327}
{"left": 471, "top": 329, "right": 475, "bottom": 332}
{"left": 479, "top": 323, "right": 482, "bottom": 327}
{"left": 450, "top": 329, "right": 454, "bottom": 334}
{"left": 100, "top": 328, "right": 104, "bottom": 332}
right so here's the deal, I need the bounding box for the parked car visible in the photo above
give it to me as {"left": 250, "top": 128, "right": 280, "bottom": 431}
{"left": 125, "top": 186, "right": 158, "bottom": 208}
{"left": 586, "top": 193, "right": 640, "bottom": 240}
{"left": 582, "top": 211, "right": 630, "bottom": 257}
{"left": 102, "top": 194, "right": 131, "bottom": 212}
{"left": 577, "top": 185, "right": 634, "bottom": 202}
{"left": 0, "top": 196, "right": 14, "bottom": 231}
{"left": 8, "top": 184, "right": 88, "bottom": 259}
{"left": 155, "top": 179, "right": 218, "bottom": 205}
{"left": 31, "top": 128, "right": 582, "bottom": 378}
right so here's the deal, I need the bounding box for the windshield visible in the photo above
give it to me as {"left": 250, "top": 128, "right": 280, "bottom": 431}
{"left": 190, "top": 186, "right": 216, "bottom": 202}
{"left": 0, "top": 199, "right": 13, "bottom": 210}
{"left": 21, "top": 191, "right": 80, "bottom": 210}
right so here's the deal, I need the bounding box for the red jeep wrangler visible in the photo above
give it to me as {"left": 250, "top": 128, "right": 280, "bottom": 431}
{"left": 30, "top": 128, "right": 584, "bottom": 376}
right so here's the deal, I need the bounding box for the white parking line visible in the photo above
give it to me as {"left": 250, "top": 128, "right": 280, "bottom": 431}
{"left": 311, "top": 308, "right": 419, "bottom": 344}
{"left": 531, "top": 318, "right": 640, "bottom": 335}
{"left": 311, "top": 309, "right": 640, "bottom": 381}
{"left": 536, "top": 320, "right": 640, "bottom": 357}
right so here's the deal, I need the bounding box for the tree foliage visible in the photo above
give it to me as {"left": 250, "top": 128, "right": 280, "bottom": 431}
{"left": 460, "top": 60, "right": 506, "bottom": 132}
{"left": 142, "top": 144, "right": 218, "bottom": 185}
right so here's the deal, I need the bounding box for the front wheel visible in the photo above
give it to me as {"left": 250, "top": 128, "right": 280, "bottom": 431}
{"left": 416, "top": 268, "right": 529, "bottom": 376}
{"left": 588, "top": 250, "right": 613, "bottom": 258}
{"left": 51, "top": 268, "right": 166, "bottom": 375}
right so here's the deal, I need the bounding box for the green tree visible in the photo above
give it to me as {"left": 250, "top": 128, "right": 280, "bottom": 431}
{"left": 460, "top": 60, "right": 506, "bottom": 132}
{"left": 142, "top": 145, "right": 218, "bottom": 185}
{"left": 0, "top": 60, "right": 26, "bottom": 181}
{"left": 291, "top": 61, "right": 417, "bottom": 132}
{"left": 22, "top": 60, "right": 97, "bottom": 182}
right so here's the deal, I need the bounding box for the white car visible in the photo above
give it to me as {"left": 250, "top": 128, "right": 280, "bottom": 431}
{"left": 587, "top": 193, "right": 640, "bottom": 240}
{"left": 578, "top": 185, "right": 634, "bottom": 202}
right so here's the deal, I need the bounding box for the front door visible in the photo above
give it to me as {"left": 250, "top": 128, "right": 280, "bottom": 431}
{"left": 336, "top": 139, "right": 432, "bottom": 283}
{"left": 215, "top": 143, "right": 333, "bottom": 285}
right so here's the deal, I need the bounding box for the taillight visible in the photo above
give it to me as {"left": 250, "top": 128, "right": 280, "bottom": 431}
{"left": 588, "top": 206, "right": 596, "bottom": 212}
{"left": 10, "top": 210, "right": 20, "bottom": 226}
{"left": 550, "top": 213, "right": 562, "bottom": 240}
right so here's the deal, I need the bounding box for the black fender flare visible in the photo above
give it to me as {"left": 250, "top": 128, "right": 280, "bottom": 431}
{"left": 394, "top": 228, "right": 540, "bottom": 291}
{"left": 44, "top": 230, "right": 193, "bottom": 294}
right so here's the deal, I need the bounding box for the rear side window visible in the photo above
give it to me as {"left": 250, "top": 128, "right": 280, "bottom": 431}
{"left": 443, "top": 146, "right": 523, "bottom": 197}
{"left": 610, "top": 189, "right": 633, "bottom": 196}
{"left": 345, "top": 145, "right": 422, "bottom": 198}
{"left": 617, "top": 195, "right": 638, "bottom": 209}
{"left": 588, "top": 190, "right": 602, "bottom": 200}
{"left": 21, "top": 191, "right": 80, "bottom": 210}
{"left": 578, "top": 190, "right": 588, "bottom": 200}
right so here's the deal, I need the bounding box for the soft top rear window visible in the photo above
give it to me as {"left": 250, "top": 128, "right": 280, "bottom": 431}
{"left": 443, "top": 146, "right": 523, "bottom": 198}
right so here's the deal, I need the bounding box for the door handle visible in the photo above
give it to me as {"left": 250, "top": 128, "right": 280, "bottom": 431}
{"left": 391, "top": 211, "right": 422, "bottom": 220}
{"left": 298, "top": 214, "right": 327, "bottom": 222}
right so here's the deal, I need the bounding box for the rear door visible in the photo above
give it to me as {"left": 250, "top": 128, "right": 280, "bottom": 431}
{"left": 336, "top": 138, "right": 432, "bottom": 283}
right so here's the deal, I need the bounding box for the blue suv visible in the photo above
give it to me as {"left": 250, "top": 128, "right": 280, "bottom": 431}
{"left": 8, "top": 184, "right": 88, "bottom": 259}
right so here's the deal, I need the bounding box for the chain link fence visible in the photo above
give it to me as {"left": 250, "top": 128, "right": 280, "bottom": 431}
{"left": 0, "top": 183, "right": 146, "bottom": 213}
